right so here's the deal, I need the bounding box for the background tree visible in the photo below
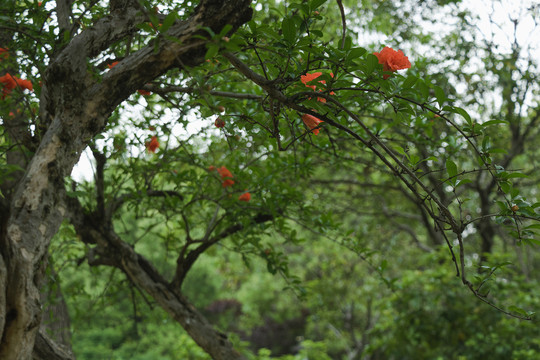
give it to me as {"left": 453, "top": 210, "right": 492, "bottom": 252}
{"left": 1, "top": 0, "right": 539, "bottom": 359}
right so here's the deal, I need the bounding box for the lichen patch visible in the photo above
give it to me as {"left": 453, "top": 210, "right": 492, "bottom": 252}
{"left": 7, "top": 224, "right": 22, "bottom": 242}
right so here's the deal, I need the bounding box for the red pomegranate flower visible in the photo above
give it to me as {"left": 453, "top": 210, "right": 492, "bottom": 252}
{"left": 373, "top": 47, "right": 411, "bottom": 79}
{"left": 15, "top": 78, "right": 33, "bottom": 91}
{"left": 145, "top": 136, "right": 159, "bottom": 153}
{"left": 301, "top": 114, "right": 324, "bottom": 135}
{"left": 210, "top": 166, "right": 236, "bottom": 187}
{"left": 300, "top": 72, "right": 335, "bottom": 102}
{"left": 238, "top": 192, "right": 251, "bottom": 202}
{"left": 217, "top": 166, "right": 234, "bottom": 187}
{"left": 1, "top": 73, "right": 33, "bottom": 98}
{"left": 301, "top": 72, "right": 323, "bottom": 90}
{"left": 222, "top": 178, "right": 235, "bottom": 188}
{"left": 217, "top": 166, "right": 233, "bottom": 179}
{"left": 1, "top": 74, "right": 17, "bottom": 94}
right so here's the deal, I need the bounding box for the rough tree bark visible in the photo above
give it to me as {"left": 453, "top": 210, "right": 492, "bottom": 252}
{"left": 0, "top": 1, "right": 252, "bottom": 359}
{"left": 38, "top": 265, "right": 72, "bottom": 352}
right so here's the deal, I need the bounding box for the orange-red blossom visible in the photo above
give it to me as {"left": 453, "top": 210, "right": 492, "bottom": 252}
{"left": 301, "top": 114, "right": 324, "bottom": 135}
{"left": 299, "top": 72, "right": 332, "bottom": 135}
{"left": 373, "top": 46, "right": 411, "bottom": 79}
{"left": 217, "top": 166, "right": 233, "bottom": 179}
{"left": 145, "top": 136, "right": 159, "bottom": 153}
{"left": 222, "top": 178, "right": 235, "bottom": 188}
{"left": 238, "top": 192, "right": 251, "bottom": 202}
{"left": 0, "top": 73, "right": 33, "bottom": 98}
{"left": 210, "top": 166, "right": 234, "bottom": 187}
{"left": 300, "top": 72, "right": 335, "bottom": 103}
{"left": 209, "top": 166, "right": 250, "bottom": 198}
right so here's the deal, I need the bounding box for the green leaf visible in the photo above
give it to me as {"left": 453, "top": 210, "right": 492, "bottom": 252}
{"left": 495, "top": 201, "right": 508, "bottom": 212}
{"left": 456, "top": 179, "right": 472, "bottom": 187}
{"left": 289, "top": 3, "right": 310, "bottom": 15}
{"left": 310, "top": 0, "right": 328, "bottom": 10}
{"left": 508, "top": 306, "right": 530, "bottom": 317}
{"left": 506, "top": 172, "right": 528, "bottom": 179}
{"left": 523, "top": 238, "right": 540, "bottom": 247}
{"left": 63, "top": 29, "right": 71, "bottom": 43}
{"left": 444, "top": 106, "right": 473, "bottom": 125}
{"left": 446, "top": 159, "right": 457, "bottom": 178}
{"left": 409, "top": 154, "right": 420, "bottom": 166}
{"left": 394, "top": 145, "right": 407, "bottom": 156}
{"left": 217, "top": 24, "right": 233, "bottom": 38}
{"left": 248, "top": 19, "right": 257, "bottom": 34}
{"left": 204, "top": 44, "right": 219, "bottom": 60}
{"left": 482, "top": 135, "right": 491, "bottom": 151}
{"left": 402, "top": 75, "right": 418, "bottom": 89}
{"left": 160, "top": 12, "right": 177, "bottom": 32}
{"left": 481, "top": 119, "right": 508, "bottom": 127}
{"left": 366, "top": 54, "right": 379, "bottom": 74}
{"left": 342, "top": 35, "right": 353, "bottom": 51}
{"left": 282, "top": 17, "right": 297, "bottom": 44}
{"left": 500, "top": 181, "right": 511, "bottom": 194}
{"left": 488, "top": 148, "right": 508, "bottom": 154}
{"left": 433, "top": 85, "right": 446, "bottom": 107}
{"left": 415, "top": 79, "right": 430, "bottom": 100}
{"left": 347, "top": 47, "right": 366, "bottom": 61}
{"left": 200, "top": 26, "right": 215, "bottom": 37}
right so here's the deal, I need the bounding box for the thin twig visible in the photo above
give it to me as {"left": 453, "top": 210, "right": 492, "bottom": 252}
{"left": 336, "top": 0, "right": 347, "bottom": 49}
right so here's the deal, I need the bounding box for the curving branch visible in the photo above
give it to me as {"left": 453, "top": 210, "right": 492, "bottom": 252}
{"left": 336, "top": 0, "right": 347, "bottom": 50}
{"left": 146, "top": 84, "right": 263, "bottom": 100}
{"left": 55, "top": 0, "right": 74, "bottom": 33}
{"left": 171, "top": 212, "right": 274, "bottom": 288}
{"left": 64, "top": 194, "right": 247, "bottom": 360}
{"left": 32, "top": 331, "right": 74, "bottom": 360}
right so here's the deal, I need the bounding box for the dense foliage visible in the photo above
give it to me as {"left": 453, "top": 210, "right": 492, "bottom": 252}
{"left": 1, "top": 0, "right": 539, "bottom": 359}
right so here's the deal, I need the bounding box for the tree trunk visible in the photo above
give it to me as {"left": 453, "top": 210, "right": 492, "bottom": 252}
{"left": 39, "top": 265, "right": 73, "bottom": 351}
{"left": 0, "top": 0, "right": 252, "bottom": 358}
